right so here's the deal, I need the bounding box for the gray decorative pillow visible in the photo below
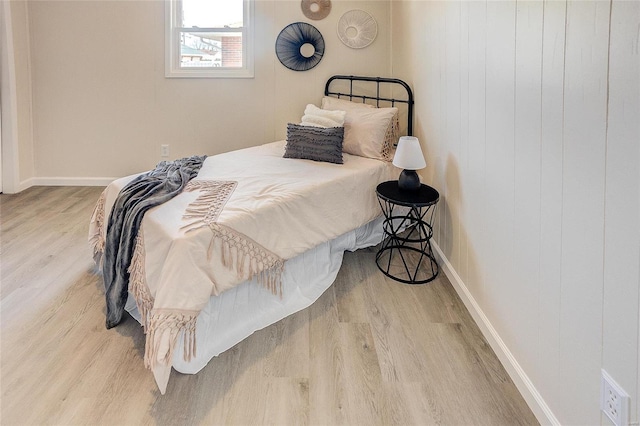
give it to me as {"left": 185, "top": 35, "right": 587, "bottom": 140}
{"left": 284, "top": 123, "right": 344, "bottom": 164}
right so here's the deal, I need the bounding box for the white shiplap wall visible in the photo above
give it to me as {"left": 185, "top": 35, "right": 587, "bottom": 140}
{"left": 391, "top": 1, "right": 640, "bottom": 424}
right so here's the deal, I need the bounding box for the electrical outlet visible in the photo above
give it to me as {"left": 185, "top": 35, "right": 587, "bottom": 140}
{"left": 161, "top": 144, "right": 169, "bottom": 157}
{"left": 601, "top": 369, "right": 630, "bottom": 426}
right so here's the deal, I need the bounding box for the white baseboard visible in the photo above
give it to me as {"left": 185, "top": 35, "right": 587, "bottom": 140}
{"left": 6, "top": 177, "right": 114, "bottom": 193}
{"left": 17, "top": 178, "right": 35, "bottom": 193}
{"left": 27, "top": 177, "right": 116, "bottom": 187}
{"left": 431, "top": 241, "right": 560, "bottom": 426}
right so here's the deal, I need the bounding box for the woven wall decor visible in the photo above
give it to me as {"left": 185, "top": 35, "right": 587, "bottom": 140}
{"left": 301, "top": 0, "right": 331, "bottom": 20}
{"left": 275, "top": 22, "right": 325, "bottom": 71}
{"left": 337, "top": 9, "right": 377, "bottom": 49}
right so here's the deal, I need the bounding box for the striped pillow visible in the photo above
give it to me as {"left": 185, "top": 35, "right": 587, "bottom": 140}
{"left": 284, "top": 123, "right": 344, "bottom": 164}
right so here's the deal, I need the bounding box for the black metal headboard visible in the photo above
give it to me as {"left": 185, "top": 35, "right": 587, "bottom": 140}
{"left": 324, "top": 75, "right": 414, "bottom": 136}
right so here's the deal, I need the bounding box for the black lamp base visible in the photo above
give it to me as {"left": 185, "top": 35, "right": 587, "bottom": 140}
{"left": 398, "top": 169, "right": 421, "bottom": 191}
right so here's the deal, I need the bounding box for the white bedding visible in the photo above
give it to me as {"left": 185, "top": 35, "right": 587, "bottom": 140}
{"left": 125, "top": 216, "right": 385, "bottom": 374}
{"left": 91, "top": 140, "right": 397, "bottom": 392}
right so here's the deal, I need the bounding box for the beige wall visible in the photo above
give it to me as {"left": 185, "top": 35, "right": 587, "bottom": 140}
{"left": 1, "top": 0, "right": 34, "bottom": 192}
{"left": 26, "top": 0, "right": 391, "bottom": 181}
{"left": 391, "top": 1, "right": 639, "bottom": 425}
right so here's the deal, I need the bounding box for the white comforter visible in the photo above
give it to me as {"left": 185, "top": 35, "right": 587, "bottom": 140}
{"left": 90, "top": 141, "right": 396, "bottom": 392}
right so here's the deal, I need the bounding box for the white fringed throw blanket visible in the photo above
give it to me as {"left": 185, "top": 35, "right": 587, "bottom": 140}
{"left": 89, "top": 141, "right": 395, "bottom": 393}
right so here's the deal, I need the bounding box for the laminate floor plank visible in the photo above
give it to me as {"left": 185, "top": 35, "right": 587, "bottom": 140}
{"left": 308, "top": 285, "right": 344, "bottom": 425}
{"left": 378, "top": 381, "right": 442, "bottom": 425}
{"left": 334, "top": 321, "right": 384, "bottom": 425}
{"left": 333, "top": 250, "right": 373, "bottom": 324}
{"left": 262, "top": 309, "right": 310, "bottom": 379}
{"left": 0, "top": 187, "right": 538, "bottom": 425}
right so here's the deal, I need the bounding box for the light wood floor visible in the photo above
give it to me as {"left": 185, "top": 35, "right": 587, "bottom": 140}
{"left": 0, "top": 186, "right": 538, "bottom": 425}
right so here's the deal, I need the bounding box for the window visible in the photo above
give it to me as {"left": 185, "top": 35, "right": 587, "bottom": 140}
{"left": 165, "top": 0, "right": 253, "bottom": 78}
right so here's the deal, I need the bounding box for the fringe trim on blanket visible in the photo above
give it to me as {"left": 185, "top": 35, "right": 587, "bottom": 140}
{"left": 180, "top": 178, "right": 285, "bottom": 294}
{"left": 89, "top": 189, "right": 107, "bottom": 265}
{"left": 209, "top": 223, "right": 285, "bottom": 296}
{"left": 132, "top": 178, "right": 283, "bottom": 374}
{"left": 181, "top": 180, "right": 237, "bottom": 232}
{"left": 127, "top": 226, "right": 154, "bottom": 332}
{"left": 127, "top": 227, "right": 197, "bottom": 371}
{"left": 144, "top": 309, "right": 199, "bottom": 370}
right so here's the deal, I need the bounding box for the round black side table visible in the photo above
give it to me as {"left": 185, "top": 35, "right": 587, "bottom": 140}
{"left": 375, "top": 181, "right": 440, "bottom": 284}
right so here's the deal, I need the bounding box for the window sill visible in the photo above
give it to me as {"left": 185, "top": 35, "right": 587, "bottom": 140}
{"left": 165, "top": 68, "right": 255, "bottom": 79}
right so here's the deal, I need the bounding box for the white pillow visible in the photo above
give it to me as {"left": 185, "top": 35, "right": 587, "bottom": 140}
{"left": 321, "top": 97, "right": 398, "bottom": 161}
{"left": 300, "top": 104, "right": 346, "bottom": 128}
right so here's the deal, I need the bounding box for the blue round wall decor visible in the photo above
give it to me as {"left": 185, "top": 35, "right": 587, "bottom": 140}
{"left": 275, "top": 22, "right": 325, "bottom": 71}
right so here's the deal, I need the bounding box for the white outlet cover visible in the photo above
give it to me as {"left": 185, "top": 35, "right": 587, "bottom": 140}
{"left": 601, "top": 369, "right": 630, "bottom": 426}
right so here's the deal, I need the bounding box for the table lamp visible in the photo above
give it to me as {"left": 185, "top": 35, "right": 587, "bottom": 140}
{"left": 392, "top": 136, "right": 426, "bottom": 191}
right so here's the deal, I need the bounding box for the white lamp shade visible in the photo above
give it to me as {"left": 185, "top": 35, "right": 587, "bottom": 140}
{"left": 393, "top": 136, "right": 426, "bottom": 170}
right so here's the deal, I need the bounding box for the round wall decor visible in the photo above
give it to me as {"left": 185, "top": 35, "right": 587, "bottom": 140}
{"left": 275, "top": 22, "right": 325, "bottom": 71}
{"left": 337, "top": 9, "right": 377, "bottom": 49}
{"left": 301, "top": 0, "right": 331, "bottom": 20}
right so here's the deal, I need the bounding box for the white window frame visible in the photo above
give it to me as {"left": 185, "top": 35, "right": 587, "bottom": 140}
{"left": 165, "top": 0, "right": 254, "bottom": 78}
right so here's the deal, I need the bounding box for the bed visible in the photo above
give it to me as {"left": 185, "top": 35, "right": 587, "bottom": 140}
{"left": 89, "top": 75, "right": 415, "bottom": 393}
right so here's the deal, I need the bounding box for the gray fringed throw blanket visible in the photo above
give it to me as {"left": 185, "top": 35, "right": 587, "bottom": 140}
{"left": 103, "top": 156, "right": 206, "bottom": 329}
